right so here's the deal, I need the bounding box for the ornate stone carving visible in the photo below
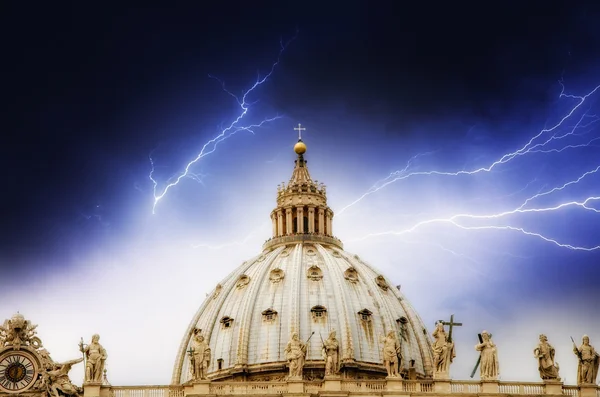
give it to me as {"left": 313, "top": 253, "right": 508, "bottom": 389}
{"left": 573, "top": 334, "right": 599, "bottom": 384}
{"left": 269, "top": 268, "right": 285, "bottom": 283}
{"left": 432, "top": 321, "right": 455, "bottom": 378}
{"left": 375, "top": 275, "right": 389, "bottom": 291}
{"left": 533, "top": 334, "right": 560, "bottom": 381}
{"left": 79, "top": 334, "right": 107, "bottom": 383}
{"left": 332, "top": 250, "right": 341, "bottom": 258}
{"left": 0, "top": 312, "right": 43, "bottom": 350}
{"left": 285, "top": 332, "right": 306, "bottom": 378}
{"left": 42, "top": 357, "right": 84, "bottom": 397}
{"left": 475, "top": 330, "right": 499, "bottom": 380}
{"left": 322, "top": 331, "right": 340, "bottom": 376}
{"left": 236, "top": 275, "right": 250, "bottom": 289}
{"left": 381, "top": 331, "right": 401, "bottom": 378}
{"left": 307, "top": 265, "right": 323, "bottom": 281}
{"left": 344, "top": 267, "right": 359, "bottom": 283}
{"left": 188, "top": 329, "right": 211, "bottom": 381}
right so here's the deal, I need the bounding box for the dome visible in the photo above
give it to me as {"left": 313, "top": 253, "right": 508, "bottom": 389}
{"left": 171, "top": 129, "right": 434, "bottom": 384}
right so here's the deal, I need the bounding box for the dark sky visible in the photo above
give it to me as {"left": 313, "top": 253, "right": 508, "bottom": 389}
{"left": 2, "top": 1, "right": 600, "bottom": 269}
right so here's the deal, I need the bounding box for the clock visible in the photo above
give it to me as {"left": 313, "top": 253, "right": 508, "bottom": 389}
{"left": 0, "top": 350, "right": 39, "bottom": 393}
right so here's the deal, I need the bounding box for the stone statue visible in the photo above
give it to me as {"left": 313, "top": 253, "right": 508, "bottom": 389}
{"left": 573, "top": 335, "right": 599, "bottom": 384}
{"left": 475, "top": 330, "right": 499, "bottom": 380}
{"left": 432, "top": 321, "right": 455, "bottom": 377}
{"left": 382, "top": 331, "right": 401, "bottom": 377}
{"left": 79, "top": 334, "right": 107, "bottom": 383}
{"left": 189, "top": 330, "right": 211, "bottom": 380}
{"left": 285, "top": 332, "right": 307, "bottom": 378}
{"left": 43, "top": 358, "right": 84, "bottom": 397}
{"left": 533, "top": 334, "right": 560, "bottom": 381}
{"left": 322, "top": 331, "right": 339, "bottom": 376}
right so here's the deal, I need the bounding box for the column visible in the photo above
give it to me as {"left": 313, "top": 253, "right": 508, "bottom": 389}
{"left": 307, "top": 207, "right": 315, "bottom": 233}
{"left": 327, "top": 211, "right": 333, "bottom": 236}
{"left": 277, "top": 210, "right": 283, "bottom": 237}
{"left": 297, "top": 206, "right": 304, "bottom": 233}
{"left": 271, "top": 213, "right": 277, "bottom": 237}
{"left": 318, "top": 208, "right": 325, "bottom": 235}
{"left": 286, "top": 208, "right": 293, "bottom": 235}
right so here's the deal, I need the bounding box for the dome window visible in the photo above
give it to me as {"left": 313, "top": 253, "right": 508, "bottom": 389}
{"left": 262, "top": 308, "right": 278, "bottom": 323}
{"left": 344, "top": 267, "right": 359, "bottom": 283}
{"left": 236, "top": 274, "right": 250, "bottom": 289}
{"left": 375, "top": 275, "right": 389, "bottom": 291}
{"left": 358, "top": 308, "right": 372, "bottom": 322}
{"left": 311, "top": 305, "right": 327, "bottom": 321}
{"left": 307, "top": 265, "right": 323, "bottom": 281}
{"left": 217, "top": 358, "right": 224, "bottom": 370}
{"left": 220, "top": 316, "right": 234, "bottom": 328}
{"left": 269, "top": 268, "right": 285, "bottom": 283}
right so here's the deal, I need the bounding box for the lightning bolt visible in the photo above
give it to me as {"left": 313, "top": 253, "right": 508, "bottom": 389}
{"left": 345, "top": 82, "right": 600, "bottom": 252}
{"left": 149, "top": 34, "right": 297, "bottom": 214}
{"left": 338, "top": 82, "right": 600, "bottom": 216}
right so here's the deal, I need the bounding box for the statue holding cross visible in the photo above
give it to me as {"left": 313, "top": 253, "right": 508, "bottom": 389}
{"left": 432, "top": 314, "right": 461, "bottom": 378}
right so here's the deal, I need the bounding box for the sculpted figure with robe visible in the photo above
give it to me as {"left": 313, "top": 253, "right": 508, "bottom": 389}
{"left": 475, "top": 330, "right": 499, "bottom": 380}
{"left": 322, "top": 331, "right": 340, "bottom": 376}
{"left": 573, "top": 335, "right": 599, "bottom": 384}
{"left": 432, "top": 321, "right": 455, "bottom": 377}
{"left": 285, "top": 332, "right": 307, "bottom": 378}
{"left": 382, "top": 331, "right": 401, "bottom": 377}
{"left": 533, "top": 334, "right": 560, "bottom": 381}
{"left": 80, "top": 334, "right": 107, "bottom": 383}
{"left": 189, "top": 330, "right": 211, "bottom": 380}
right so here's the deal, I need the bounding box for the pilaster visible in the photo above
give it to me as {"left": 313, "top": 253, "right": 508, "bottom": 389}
{"left": 544, "top": 380, "right": 563, "bottom": 395}
{"left": 297, "top": 206, "right": 304, "bottom": 233}
{"left": 307, "top": 207, "right": 315, "bottom": 233}
{"left": 579, "top": 384, "right": 598, "bottom": 397}
{"left": 481, "top": 380, "right": 499, "bottom": 393}
{"left": 83, "top": 383, "right": 102, "bottom": 397}
{"left": 433, "top": 378, "right": 452, "bottom": 393}
{"left": 287, "top": 378, "right": 305, "bottom": 393}
{"left": 184, "top": 380, "right": 211, "bottom": 397}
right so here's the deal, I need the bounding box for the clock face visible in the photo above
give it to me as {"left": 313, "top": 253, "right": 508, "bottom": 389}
{"left": 0, "top": 352, "right": 38, "bottom": 393}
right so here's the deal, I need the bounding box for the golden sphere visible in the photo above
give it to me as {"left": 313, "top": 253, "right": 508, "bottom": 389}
{"left": 294, "top": 141, "right": 307, "bottom": 154}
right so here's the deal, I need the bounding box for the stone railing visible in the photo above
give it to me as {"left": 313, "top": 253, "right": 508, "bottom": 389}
{"left": 262, "top": 233, "right": 344, "bottom": 250}
{"left": 110, "top": 386, "right": 184, "bottom": 397}
{"left": 92, "top": 380, "right": 598, "bottom": 397}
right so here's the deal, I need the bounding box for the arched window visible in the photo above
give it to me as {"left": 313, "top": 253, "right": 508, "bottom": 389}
{"left": 262, "top": 308, "right": 278, "bottom": 322}
{"left": 311, "top": 305, "right": 327, "bottom": 321}
{"left": 220, "top": 316, "right": 234, "bottom": 328}
{"left": 358, "top": 308, "right": 372, "bottom": 322}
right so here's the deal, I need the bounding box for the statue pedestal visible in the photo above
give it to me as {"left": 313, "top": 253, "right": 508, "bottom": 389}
{"left": 544, "top": 380, "right": 563, "bottom": 395}
{"left": 287, "top": 378, "right": 304, "bottom": 393}
{"left": 385, "top": 376, "right": 403, "bottom": 392}
{"left": 83, "top": 382, "right": 102, "bottom": 397}
{"left": 323, "top": 376, "right": 342, "bottom": 391}
{"left": 433, "top": 378, "right": 452, "bottom": 394}
{"left": 481, "top": 380, "right": 499, "bottom": 393}
{"left": 184, "top": 380, "right": 211, "bottom": 396}
{"left": 579, "top": 384, "right": 598, "bottom": 397}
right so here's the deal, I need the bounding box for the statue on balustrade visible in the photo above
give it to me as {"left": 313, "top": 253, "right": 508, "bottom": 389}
{"left": 322, "top": 330, "right": 340, "bottom": 376}
{"left": 382, "top": 331, "right": 401, "bottom": 378}
{"left": 285, "top": 332, "right": 307, "bottom": 378}
{"left": 573, "top": 335, "right": 599, "bottom": 384}
{"left": 432, "top": 321, "right": 455, "bottom": 378}
{"left": 475, "top": 330, "right": 499, "bottom": 380}
{"left": 79, "top": 334, "right": 107, "bottom": 383}
{"left": 189, "top": 329, "right": 211, "bottom": 381}
{"left": 533, "top": 334, "right": 560, "bottom": 381}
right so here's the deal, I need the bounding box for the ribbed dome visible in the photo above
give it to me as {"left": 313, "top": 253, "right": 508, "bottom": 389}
{"left": 171, "top": 129, "right": 434, "bottom": 384}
